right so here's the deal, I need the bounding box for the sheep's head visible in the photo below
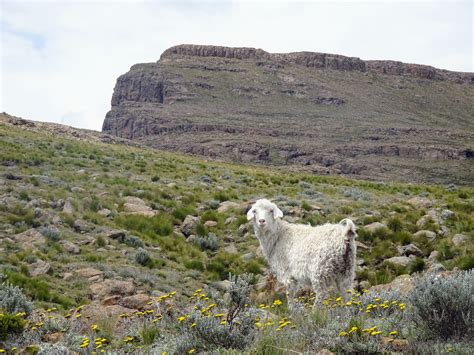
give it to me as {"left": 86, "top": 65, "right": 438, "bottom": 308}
{"left": 246, "top": 199, "right": 283, "bottom": 232}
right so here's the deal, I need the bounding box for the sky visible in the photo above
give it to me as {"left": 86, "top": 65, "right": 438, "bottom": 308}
{"left": 1, "top": 0, "right": 473, "bottom": 131}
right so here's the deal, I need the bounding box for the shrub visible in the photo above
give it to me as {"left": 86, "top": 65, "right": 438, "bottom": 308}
{"left": 387, "top": 217, "right": 403, "bottom": 232}
{"left": 0, "top": 313, "right": 26, "bottom": 340}
{"left": 408, "top": 257, "right": 425, "bottom": 274}
{"left": 0, "top": 278, "right": 33, "bottom": 314}
{"left": 196, "top": 233, "right": 218, "bottom": 251}
{"left": 38, "top": 226, "right": 60, "bottom": 241}
{"left": 151, "top": 175, "right": 160, "bottom": 182}
{"left": 176, "top": 273, "right": 257, "bottom": 353}
{"left": 124, "top": 235, "right": 144, "bottom": 248}
{"left": 408, "top": 270, "right": 473, "bottom": 340}
{"left": 135, "top": 248, "right": 152, "bottom": 267}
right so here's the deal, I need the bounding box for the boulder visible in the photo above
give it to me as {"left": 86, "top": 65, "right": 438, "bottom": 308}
{"left": 75, "top": 267, "right": 103, "bottom": 279}
{"left": 364, "top": 222, "right": 387, "bottom": 233}
{"left": 369, "top": 274, "right": 413, "bottom": 295}
{"left": 181, "top": 215, "right": 199, "bottom": 237}
{"left": 29, "top": 260, "right": 51, "bottom": 277}
{"left": 120, "top": 294, "right": 152, "bottom": 310}
{"left": 225, "top": 216, "right": 237, "bottom": 225}
{"left": 217, "top": 201, "right": 242, "bottom": 213}
{"left": 407, "top": 196, "right": 434, "bottom": 208}
{"left": 213, "top": 280, "right": 232, "bottom": 292}
{"left": 123, "top": 196, "right": 156, "bottom": 216}
{"left": 385, "top": 256, "right": 412, "bottom": 268}
{"left": 440, "top": 209, "right": 454, "bottom": 220}
{"left": 397, "top": 243, "right": 423, "bottom": 257}
{"left": 89, "top": 279, "right": 135, "bottom": 298}
{"left": 97, "top": 208, "right": 112, "bottom": 217}
{"left": 224, "top": 244, "right": 238, "bottom": 254}
{"left": 102, "top": 229, "right": 126, "bottom": 240}
{"left": 62, "top": 199, "right": 75, "bottom": 214}
{"left": 413, "top": 230, "right": 436, "bottom": 241}
{"left": 12, "top": 229, "right": 46, "bottom": 248}
{"left": 452, "top": 234, "right": 467, "bottom": 246}
{"left": 73, "top": 219, "right": 92, "bottom": 233}
{"left": 204, "top": 220, "right": 218, "bottom": 228}
{"left": 102, "top": 295, "right": 121, "bottom": 306}
{"left": 60, "top": 240, "right": 80, "bottom": 254}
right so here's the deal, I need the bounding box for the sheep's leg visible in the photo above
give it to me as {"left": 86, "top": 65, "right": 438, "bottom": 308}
{"left": 336, "top": 277, "right": 353, "bottom": 302}
{"left": 311, "top": 278, "right": 329, "bottom": 307}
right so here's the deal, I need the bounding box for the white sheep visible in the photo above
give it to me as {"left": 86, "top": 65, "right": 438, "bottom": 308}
{"left": 247, "top": 198, "right": 357, "bottom": 306}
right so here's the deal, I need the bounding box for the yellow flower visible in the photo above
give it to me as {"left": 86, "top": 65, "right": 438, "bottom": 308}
{"left": 191, "top": 323, "right": 197, "bottom": 328}
{"left": 272, "top": 299, "right": 283, "bottom": 306}
{"left": 349, "top": 326, "right": 358, "bottom": 333}
{"left": 0, "top": 350, "right": 5, "bottom": 353}
{"left": 389, "top": 331, "right": 398, "bottom": 336}
{"left": 371, "top": 330, "right": 382, "bottom": 336}
{"left": 188, "top": 349, "right": 196, "bottom": 354}
{"left": 339, "top": 331, "right": 348, "bottom": 336}
{"left": 91, "top": 324, "right": 98, "bottom": 331}
{"left": 335, "top": 297, "right": 342, "bottom": 302}
{"left": 220, "top": 320, "right": 227, "bottom": 325}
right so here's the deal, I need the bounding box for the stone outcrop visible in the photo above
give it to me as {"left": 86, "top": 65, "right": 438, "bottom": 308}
{"left": 102, "top": 45, "right": 474, "bottom": 185}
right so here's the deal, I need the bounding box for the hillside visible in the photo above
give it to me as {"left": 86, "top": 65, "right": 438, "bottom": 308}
{"left": 103, "top": 44, "right": 474, "bottom": 185}
{"left": 0, "top": 113, "right": 473, "bottom": 353}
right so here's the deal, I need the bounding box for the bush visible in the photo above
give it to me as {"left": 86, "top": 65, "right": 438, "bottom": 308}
{"left": 196, "top": 233, "right": 218, "bottom": 251}
{"left": 124, "top": 235, "right": 144, "bottom": 248}
{"left": 0, "top": 313, "right": 26, "bottom": 340}
{"left": 135, "top": 248, "right": 152, "bottom": 267}
{"left": 39, "top": 226, "right": 61, "bottom": 241}
{"left": 176, "top": 273, "right": 257, "bottom": 353}
{"left": 0, "top": 278, "right": 33, "bottom": 314}
{"left": 408, "top": 270, "right": 473, "bottom": 340}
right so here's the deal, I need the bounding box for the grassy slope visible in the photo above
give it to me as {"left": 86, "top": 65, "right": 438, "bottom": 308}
{"left": 1, "top": 121, "right": 472, "bottom": 309}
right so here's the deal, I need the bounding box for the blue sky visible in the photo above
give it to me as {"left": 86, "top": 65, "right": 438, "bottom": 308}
{"left": 1, "top": 0, "right": 472, "bottom": 131}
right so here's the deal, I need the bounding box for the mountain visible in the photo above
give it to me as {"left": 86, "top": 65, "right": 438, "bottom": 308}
{"left": 1, "top": 113, "right": 473, "bottom": 353}
{"left": 103, "top": 44, "right": 474, "bottom": 185}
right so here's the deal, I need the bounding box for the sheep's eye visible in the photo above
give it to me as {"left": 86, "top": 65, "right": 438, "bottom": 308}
{"left": 270, "top": 209, "right": 274, "bottom": 213}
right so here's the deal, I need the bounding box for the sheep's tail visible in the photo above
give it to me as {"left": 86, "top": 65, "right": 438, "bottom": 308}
{"left": 339, "top": 218, "right": 356, "bottom": 240}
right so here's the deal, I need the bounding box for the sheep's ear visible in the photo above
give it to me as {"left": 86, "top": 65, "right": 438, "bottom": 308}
{"left": 273, "top": 206, "right": 283, "bottom": 219}
{"left": 246, "top": 207, "right": 255, "bottom": 221}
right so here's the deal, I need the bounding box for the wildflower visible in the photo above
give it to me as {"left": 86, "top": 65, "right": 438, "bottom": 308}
{"left": 0, "top": 350, "right": 5, "bottom": 353}
{"left": 91, "top": 324, "right": 98, "bottom": 331}
{"left": 188, "top": 349, "right": 196, "bottom": 354}
{"left": 272, "top": 299, "right": 283, "bottom": 306}
{"left": 214, "top": 313, "right": 224, "bottom": 318}
{"left": 191, "top": 323, "right": 197, "bottom": 328}
{"left": 339, "top": 331, "right": 348, "bottom": 336}
{"left": 348, "top": 326, "right": 358, "bottom": 333}
{"left": 389, "top": 331, "right": 398, "bottom": 336}
{"left": 255, "top": 322, "right": 263, "bottom": 328}
{"left": 399, "top": 303, "right": 406, "bottom": 310}
{"left": 75, "top": 314, "right": 82, "bottom": 318}
{"left": 345, "top": 301, "right": 352, "bottom": 306}
{"left": 335, "top": 297, "right": 342, "bottom": 302}
{"left": 370, "top": 330, "right": 382, "bottom": 336}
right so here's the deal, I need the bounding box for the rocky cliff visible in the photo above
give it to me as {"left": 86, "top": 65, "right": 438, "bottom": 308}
{"left": 103, "top": 44, "right": 474, "bottom": 184}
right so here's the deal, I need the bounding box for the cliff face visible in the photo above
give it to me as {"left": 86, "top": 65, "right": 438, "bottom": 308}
{"left": 103, "top": 44, "right": 474, "bottom": 184}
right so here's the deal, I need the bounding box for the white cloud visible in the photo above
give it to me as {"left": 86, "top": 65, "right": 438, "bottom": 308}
{"left": 1, "top": 0, "right": 472, "bottom": 130}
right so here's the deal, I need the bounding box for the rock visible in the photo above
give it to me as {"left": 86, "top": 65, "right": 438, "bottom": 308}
{"left": 427, "top": 263, "right": 446, "bottom": 273}
{"left": 181, "top": 215, "right": 199, "bottom": 237}
{"left": 224, "top": 244, "right": 238, "bottom": 254}
{"left": 63, "top": 272, "right": 73, "bottom": 281}
{"left": 364, "top": 222, "right": 387, "bottom": 233}
{"left": 315, "top": 349, "right": 334, "bottom": 355}
{"left": 355, "top": 241, "right": 370, "bottom": 250}
{"left": 73, "top": 219, "right": 92, "bottom": 233}
{"left": 12, "top": 229, "right": 46, "bottom": 248}
{"left": 102, "top": 295, "right": 121, "bottom": 306}
{"left": 225, "top": 216, "right": 237, "bottom": 225}
{"left": 452, "top": 234, "right": 467, "bottom": 246}
{"left": 98, "top": 208, "right": 112, "bottom": 217}
{"left": 34, "top": 207, "right": 42, "bottom": 217}
{"left": 369, "top": 274, "right": 413, "bottom": 294}
{"left": 438, "top": 225, "right": 449, "bottom": 237}
{"left": 440, "top": 209, "right": 454, "bottom": 220}
{"left": 60, "top": 240, "right": 80, "bottom": 254}
{"left": 71, "top": 186, "right": 85, "bottom": 193}
{"left": 62, "top": 199, "right": 74, "bottom": 214}
{"left": 103, "top": 229, "right": 126, "bottom": 240}
{"left": 385, "top": 256, "right": 412, "bottom": 268}
{"left": 428, "top": 250, "right": 440, "bottom": 261}
{"left": 217, "top": 201, "right": 241, "bottom": 213}
{"left": 241, "top": 252, "right": 254, "bottom": 262}
{"left": 81, "top": 302, "right": 134, "bottom": 324}
{"left": 413, "top": 230, "right": 436, "bottom": 241}
{"left": 380, "top": 337, "right": 409, "bottom": 351}
{"left": 238, "top": 223, "right": 249, "bottom": 236}
{"left": 397, "top": 244, "right": 423, "bottom": 257}
{"left": 407, "top": 196, "right": 434, "bottom": 208}
{"left": 43, "top": 332, "right": 64, "bottom": 343}
{"left": 29, "top": 260, "right": 51, "bottom": 276}
{"left": 89, "top": 279, "right": 135, "bottom": 298}
{"left": 120, "top": 294, "right": 152, "bottom": 310}
{"left": 359, "top": 280, "right": 371, "bottom": 291}
{"left": 75, "top": 267, "right": 103, "bottom": 279}
{"left": 204, "top": 220, "right": 218, "bottom": 228}
{"left": 123, "top": 196, "right": 156, "bottom": 216}
{"left": 52, "top": 215, "right": 62, "bottom": 225}
{"left": 213, "top": 280, "right": 231, "bottom": 292}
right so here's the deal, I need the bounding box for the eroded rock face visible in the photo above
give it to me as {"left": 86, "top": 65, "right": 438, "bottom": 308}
{"left": 103, "top": 44, "right": 474, "bottom": 185}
